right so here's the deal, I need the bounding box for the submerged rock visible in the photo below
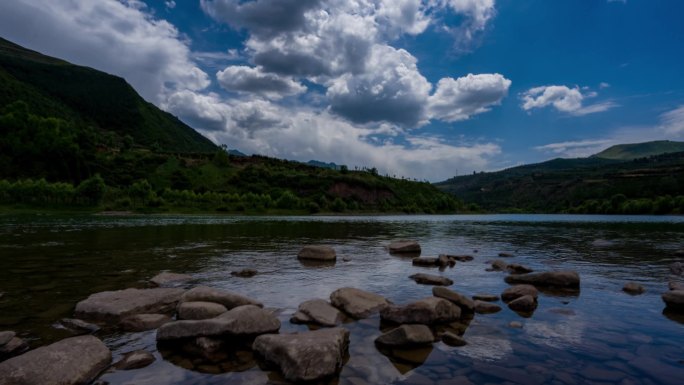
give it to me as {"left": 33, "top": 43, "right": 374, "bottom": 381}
{"left": 441, "top": 331, "right": 467, "bottom": 347}
{"left": 409, "top": 273, "right": 453, "bottom": 286}
{"left": 59, "top": 318, "right": 100, "bottom": 335}
{"left": 114, "top": 350, "right": 155, "bottom": 370}
{"left": 443, "top": 254, "right": 474, "bottom": 262}
{"left": 230, "top": 269, "right": 258, "bottom": 278}
{"left": 498, "top": 252, "right": 514, "bottom": 258}
{"left": 119, "top": 314, "right": 172, "bottom": 332}
{"left": 490, "top": 260, "right": 509, "bottom": 271}
{"left": 0, "top": 335, "right": 111, "bottom": 385}
{"left": 669, "top": 262, "right": 684, "bottom": 276}
{"left": 507, "top": 263, "right": 534, "bottom": 274}
{"left": 253, "top": 328, "right": 350, "bottom": 383}
{"left": 473, "top": 300, "right": 502, "bottom": 314}
{"left": 297, "top": 299, "right": 344, "bottom": 327}
{"left": 389, "top": 240, "right": 421, "bottom": 254}
{"left": 432, "top": 287, "right": 475, "bottom": 312}
{"left": 623, "top": 282, "right": 645, "bottom": 295}
{"left": 178, "top": 301, "right": 228, "bottom": 320}
{"left": 662, "top": 290, "right": 684, "bottom": 311}
{"left": 507, "top": 295, "right": 538, "bottom": 313}
{"left": 381, "top": 297, "right": 461, "bottom": 325}
{"left": 150, "top": 272, "right": 192, "bottom": 287}
{"left": 157, "top": 305, "right": 280, "bottom": 340}
{"left": 501, "top": 285, "right": 539, "bottom": 303}
{"left": 75, "top": 288, "right": 185, "bottom": 323}
{"left": 298, "top": 245, "right": 336, "bottom": 261}
{"left": 375, "top": 325, "right": 434, "bottom": 347}
{"left": 669, "top": 281, "right": 684, "bottom": 291}
{"left": 180, "top": 286, "right": 262, "bottom": 310}
{"left": 330, "top": 287, "right": 391, "bottom": 319}
{"left": 504, "top": 271, "right": 580, "bottom": 289}
{"left": 412, "top": 257, "right": 439, "bottom": 267}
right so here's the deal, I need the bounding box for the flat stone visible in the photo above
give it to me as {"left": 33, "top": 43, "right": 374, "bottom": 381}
{"left": 0, "top": 335, "right": 111, "bottom": 385}
{"left": 662, "top": 290, "right": 684, "bottom": 311}
{"left": 74, "top": 288, "right": 185, "bottom": 323}
{"left": 180, "top": 286, "right": 262, "bottom": 310}
{"left": 381, "top": 297, "right": 461, "bottom": 325}
{"left": 150, "top": 272, "right": 192, "bottom": 287}
{"left": 504, "top": 271, "right": 580, "bottom": 288}
{"left": 490, "top": 259, "right": 508, "bottom": 271}
{"left": 669, "top": 281, "right": 684, "bottom": 291}
{"left": 473, "top": 300, "right": 502, "bottom": 314}
{"left": 119, "top": 314, "right": 172, "bottom": 332}
{"left": 290, "top": 311, "right": 313, "bottom": 324}
{"left": 0, "top": 331, "right": 16, "bottom": 346}
{"left": 114, "top": 350, "right": 155, "bottom": 370}
{"left": 508, "top": 295, "right": 538, "bottom": 313}
{"left": 412, "top": 257, "right": 439, "bottom": 267}
{"left": 472, "top": 293, "right": 499, "bottom": 302}
{"left": 441, "top": 331, "right": 467, "bottom": 347}
{"left": 507, "top": 263, "right": 534, "bottom": 274}
{"left": 0, "top": 336, "right": 28, "bottom": 359}
{"left": 330, "top": 287, "right": 390, "bottom": 318}
{"left": 622, "top": 282, "right": 645, "bottom": 295}
{"left": 157, "top": 305, "right": 280, "bottom": 340}
{"left": 59, "top": 318, "right": 100, "bottom": 335}
{"left": 253, "top": 328, "right": 350, "bottom": 383}
{"left": 443, "top": 254, "right": 474, "bottom": 262}
{"left": 297, "top": 245, "right": 336, "bottom": 261}
{"left": 177, "top": 301, "right": 228, "bottom": 320}
{"left": 509, "top": 321, "right": 523, "bottom": 328}
{"left": 502, "top": 285, "right": 539, "bottom": 303}
{"left": 432, "top": 286, "right": 475, "bottom": 311}
{"left": 375, "top": 324, "right": 434, "bottom": 346}
{"left": 230, "top": 269, "right": 258, "bottom": 277}
{"left": 389, "top": 240, "right": 421, "bottom": 254}
{"left": 409, "top": 273, "right": 453, "bottom": 286}
{"left": 298, "top": 299, "right": 344, "bottom": 327}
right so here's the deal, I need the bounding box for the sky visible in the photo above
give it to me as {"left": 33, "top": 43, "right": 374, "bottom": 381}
{"left": 1, "top": 0, "right": 683, "bottom": 181}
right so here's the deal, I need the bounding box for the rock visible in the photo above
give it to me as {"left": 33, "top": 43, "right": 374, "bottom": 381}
{"left": 412, "top": 257, "right": 439, "bottom": 267}
{"left": 150, "top": 272, "right": 192, "bottom": 287}
{"left": 231, "top": 269, "right": 258, "bottom": 278}
{"left": 0, "top": 335, "right": 111, "bottom": 385}
{"left": 290, "top": 311, "right": 312, "bottom": 324}
{"left": 473, "top": 300, "right": 502, "bottom": 314}
{"left": 114, "top": 350, "right": 155, "bottom": 370}
{"left": 498, "top": 252, "right": 514, "bottom": 257}
{"left": 504, "top": 271, "right": 580, "bottom": 288}
{"left": 297, "top": 245, "right": 336, "bottom": 261}
{"left": 622, "top": 282, "right": 645, "bottom": 295}
{"left": 330, "top": 287, "right": 390, "bottom": 318}
{"left": 119, "top": 314, "right": 172, "bottom": 332}
{"left": 74, "top": 288, "right": 185, "bottom": 323}
{"left": 507, "top": 263, "right": 534, "bottom": 274}
{"left": 432, "top": 287, "right": 475, "bottom": 312}
{"left": 501, "top": 285, "right": 538, "bottom": 303}
{"left": 389, "top": 240, "right": 421, "bottom": 254}
{"left": 509, "top": 321, "right": 523, "bottom": 328}
{"left": 472, "top": 293, "right": 499, "bottom": 302}
{"left": 157, "top": 305, "right": 280, "bottom": 340}
{"left": 180, "top": 286, "right": 262, "bottom": 310}
{"left": 443, "top": 254, "right": 474, "bottom": 262}
{"left": 297, "top": 299, "right": 344, "bottom": 327}
{"left": 669, "top": 281, "right": 684, "bottom": 291}
{"left": 490, "top": 259, "right": 508, "bottom": 271}
{"left": 380, "top": 297, "right": 461, "bottom": 325}
{"left": 375, "top": 325, "right": 434, "bottom": 346}
{"left": 409, "top": 273, "right": 453, "bottom": 286}
{"left": 0, "top": 336, "right": 28, "bottom": 360}
{"left": 438, "top": 254, "right": 450, "bottom": 268}
{"left": 59, "top": 318, "right": 100, "bottom": 335}
{"left": 177, "top": 301, "right": 228, "bottom": 320}
{"left": 253, "top": 328, "right": 349, "bottom": 382}
{"left": 0, "top": 331, "right": 16, "bottom": 346}
{"left": 662, "top": 290, "right": 684, "bottom": 311}
{"left": 675, "top": 250, "right": 684, "bottom": 257}
{"left": 507, "top": 295, "right": 537, "bottom": 313}
{"left": 441, "top": 332, "right": 467, "bottom": 347}
{"left": 669, "top": 262, "right": 683, "bottom": 276}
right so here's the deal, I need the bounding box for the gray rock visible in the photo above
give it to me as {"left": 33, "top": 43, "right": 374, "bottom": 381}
{"left": 622, "top": 282, "right": 645, "bottom": 295}
{"left": 180, "top": 286, "right": 262, "bottom": 310}
{"left": 298, "top": 299, "right": 344, "bottom": 327}
{"left": 498, "top": 252, "right": 514, "bottom": 257}
{"left": 504, "top": 271, "right": 580, "bottom": 288}
{"left": 501, "top": 285, "right": 539, "bottom": 303}
{"left": 669, "top": 281, "right": 684, "bottom": 291}
{"left": 490, "top": 260, "right": 508, "bottom": 271}
{"left": 473, "top": 300, "right": 502, "bottom": 314}
{"left": 290, "top": 311, "right": 313, "bottom": 324}
{"left": 0, "top": 331, "right": 16, "bottom": 346}
{"left": 409, "top": 273, "right": 453, "bottom": 286}
{"left": 438, "top": 254, "right": 450, "bottom": 268}
{"left": 375, "top": 325, "right": 434, "bottom": 346}
{"left": 443, "top": 254, "right": 474, "bottom": 262}
{"left": 388, "top": 240, "right": 421, "bottom": 254}
{"left": 150, "top": 272, "right": 192, "bottom": 287}
{"left": 441, "top": 331, "right": 467, "bottom": 347}
{"left": 75, "top": 288, "right": 185, "bottom": 323}
{"left": 412, "top": 257, "right": 439, "bottom": 267}
{"left": 114, "top": 350, "right": 155, "bottom": 370}
{"left": 662, "top": 290, "right": 684, "bottom": 311}
{"left": 330, "top": 287, "right": 390, "bottom": 319}
{"left": 119, "top": 314, "right": 172, "bottom": 332}
{"left": 157, "top": 305, "right": 280, "bottom": 340}
{"left": 670, "top": 261, "right": 684, "bottom": 275}
{"left": 507, "top": 295, "right": 538, "bottom": 313}
{"left": 177, "top": 301, "right": 228, "bottom": 320}
{"left": 507, "top": 263, "right": 534, "bottom": 274}
{"left": 253, "top": 328, "right": 350, "bottom": 383}
{"left": 432, "top": 287, "right": 474, "bottom": 312}
{"left": 509, "top": 321, "right": 523, "bottom": 328}
{"left": 0, "top": 336, "right": 28, "bottom": 360}
{"left": 230, "top": 269, "right": 258, "bottom": 278}
{"left": 59, "top": 318, "right": 100, "bottom": 335}
{"left": 472, "top": 293, "right": 499, "bottom": 302}
{"left": 381, "top": 297, "right": 461, "bottom": 325}
{"left": 297, "top": 245, "right": 336, "bottom": 261}
{"left": 0, "top": 335, "right": 111, "bottom": 385}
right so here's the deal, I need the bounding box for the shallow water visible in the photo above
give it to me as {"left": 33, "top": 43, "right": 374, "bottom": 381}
{"left": 1, "top": 214, "right": 683, "bottom": 384}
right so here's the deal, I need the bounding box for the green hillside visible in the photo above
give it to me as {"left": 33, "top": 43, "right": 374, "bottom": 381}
{"left": 592, "top": 140, "right": 684, "bottom": 160}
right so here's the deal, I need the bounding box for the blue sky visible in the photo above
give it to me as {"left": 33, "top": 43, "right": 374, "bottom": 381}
{"left": 1, "top": 0, "right": 683, "bottom": 180}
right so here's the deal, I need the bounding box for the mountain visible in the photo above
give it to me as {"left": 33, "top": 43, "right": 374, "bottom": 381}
{"left": 306, "top": 160, "right": 340, "bottom": 170}
{"left": 592, "top": 140, "right": 684, "bottom": 160}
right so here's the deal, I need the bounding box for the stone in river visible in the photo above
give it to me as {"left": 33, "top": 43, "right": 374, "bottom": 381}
{"left": 501, "top": 284, "right": 539, "bottom": 303}
{"left": 375, "top": 325, "right": 435, "bottom": 347}
{"left": 622, "top": 282, "right": 645, "bottom": 295}
{"left": 330, "top": 287, "right": 391, "bottom": 319}
{"left": 74, "top": 288, "right": 185, "bottom": 323}
{"left": 412, "top": 257, "right": 439, "bottom": 267}
{"left": 119, "top": 314, "right": 172, "bottom": 332}
{"left": 114, "top": 350, "right": 155, "bottom": 370}
{"left": 0, "top": 335, "right": 111, "bottom": 385}
{"left": 380, "top": 297, "right": 461, "bottom": 325}
{"left": 388, "top": 240, "right": 421, "bottom": 254}
{"left": 59, "top": 318, "right": 100, "bottom": 335}
{"left": 443, "top": 254, "right": 474, "bottom": 262}
{"left": 297, "top": 245, "right": 336, "bottom": 261}
{"left": 297, "top": 299, "right": 344, "bottom": 327}
{"left": 490, "top": 259, "right": 508, "bottom": 271}
{"left": 473, "top": 300, "right": 502, "bottom": 314}
{"left": 669, "top": 281, "right": 684, "bottom": 291}
{"left": 230, "top": 269, "right": 258, "bottom": 278}
{"left": 669, "top": 262, "right": 683, "bottom": 276}
{"left": 472, "top": 293, "right": 499, "bottom": 302}
{"left": 498, "top": 252, "right": 514, "bottom": 257}
{"left": 180, "top": 286, "right": 262, "bottom": 310}
{"left": 253, "top": 328, "right": 350, "bottom": 383}
{"left": 157, "top": 305, "right": 280, "bottom": 340}
{"left": 662, "top": 290, "right": 684, "bottom": 311}
{"left": 441, "top": 331, "right": 467, "bottom": 347}
{"left": 432, "top": 286, "right": 474, "bottom": 312}
{"left": 177, "top": 301, "right": 228, "bottom": 320}
{"left": 507, "top": 295, "right": 538, "bottom": 313}
{"left": 507, "top": 263, "right": 534, "bottom": 274}
{"left": 150, "top": 272, "right": 192, "bottom": 287}
{"left": 0, "top": 331, "right": 17, "bottom": 346}
{"left": 409, "top": 273, "right": 453, "bottom": 286}
{"left": 290, "top": 311, "right": 313, "bottom": 324}
{"left": 0, "top": 332, "right": 28, "bottom": 361}
{"left": 504, "top": 271, "right": 580, "bottom": 289}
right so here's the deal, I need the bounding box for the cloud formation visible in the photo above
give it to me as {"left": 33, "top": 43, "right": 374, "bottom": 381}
{"left": 521, "top": 85, "right": 617, "bottom": 116}
{"left": 217, "top": 66, "right": 307, "bottom": 99}
{"left": 428, "top": 73, "right": 511, "bottom": 122}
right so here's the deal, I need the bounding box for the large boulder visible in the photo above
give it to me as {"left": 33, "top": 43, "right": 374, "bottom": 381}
{"left": 0, "top": 335, "right": 111, "bottom": 385}
{"left": 375, "top": 325, "right": 434, "bottom": 347}
{"left": 432, "top": 287, "right": 474, "bottom": 312}
{"left": 504, "top": 271, "right": 580, "bottom": 289}
{"left": 380, "top": 298, "right": 461, "bottom": 325}
{"left": 74, "top": 288, "right": 185, "bottom": 323}
{"left": 119, "top": 314, "right": 172, "bottom": 332}
{"left": 253, "top": 328, "right": 350, "bottom": 383}
{"left": 409, "top": 273, "right": 453, "bottom": 286}
{"left": 150, "top": 272, "right": 192, "bottom": 287}
{"left": 177, "top": 301, "right": 228, "bottom": 320}
{"left": 297, "top": 245, "right": 336, "bottom": 261}
{"left": 662, "top": 290, "right": 684, "bottom": 311}
{"left": 297, "top": 299, "right": 344, "bottom": 327}
{"left": 330, "top": 288, "right": 390, "bottom": 319}
{"left": 388, "top": 240, "right": 421, "bottom": 254}
{"left": 501, "top": 285, "right": 539, "bottom": 303}
{"left": 157, "top": 305, "right": 280, "bottom": 340}
{"left": 180, "top": 286, "right": 262, "bottom": 310}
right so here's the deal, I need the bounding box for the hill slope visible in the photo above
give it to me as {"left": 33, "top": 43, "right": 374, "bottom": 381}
{"left": 592, "top": 140, "right": 684, "bottom": 160}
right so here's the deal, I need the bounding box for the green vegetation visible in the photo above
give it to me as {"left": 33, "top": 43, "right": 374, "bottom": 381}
{"left": 592, "top": 140, "right": 684, "bottom": 160}
{"left": 0, "top": 37, "right": 463, "bottom": 214}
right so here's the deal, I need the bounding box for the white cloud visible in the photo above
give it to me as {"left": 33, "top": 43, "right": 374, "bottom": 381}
{"left": 521, "top": 85, "right": 617, "bottom": 116}
{"left": 428, "top": 73, "right": 511, "bottom": 122}
{"left": 217, "top": 66, "right": 306, "bottom": 100}
{"left": 534, "top": 139, "right": 614, "bottom": 158}
{"left": 165, "top": 1, "right": 176, "bottom": 9}
{"left": 599, "top": 82, "right": 611, "bottom": 89}
{"left": 659, "top": 105, "right": 684, "bottom": 135}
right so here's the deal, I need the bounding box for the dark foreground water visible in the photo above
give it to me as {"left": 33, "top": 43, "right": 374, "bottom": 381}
{"left": 1, "top": 214, "right": 683, "bottom": 384}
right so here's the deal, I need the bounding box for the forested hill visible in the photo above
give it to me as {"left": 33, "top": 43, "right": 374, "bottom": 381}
{"left": 435, "top": 150, "right": 684, "bottom": 214}
{"left": 591, "top": 140, "right": 684, "bottom": 160}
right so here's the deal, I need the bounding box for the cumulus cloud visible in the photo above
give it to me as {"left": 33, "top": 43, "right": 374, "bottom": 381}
{"left": 428, "top": 73, "right": 511, "bottom": 122}
{"left": 0, "top": 0, "right": 209, "bottom": 104}
{"left": 521, "top": 85, "right": 617, "bottom": 116}
{"left": 217, "top": 66, "right": 306, "bottom": 99}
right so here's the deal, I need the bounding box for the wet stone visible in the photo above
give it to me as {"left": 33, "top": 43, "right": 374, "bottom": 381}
{"left": 114, "top": 350, "right": 156, "bottom": 370}
{"left": 389, "top": 240, "right": 421, "bottom": 254}
{"left": 375, "top": 324, "right": 435, "bottom": 347}
{"left": 297, "top": 245, "right": 336, "bottom": 261}
{"left": 150, "top": 272, "right": 192, "bottom": 287}
{"left": 501, "top": 285, "right": 538, "bottom": 303}
{"left": 622, "top": 282, "right": 645, "bottom": 295}
{"left": 412, "top": 257, "right": 440, "bottom": 267}
{"left": 177, "top": 301, "right": 228, "bottom": 320}
{"left": 59, "top": 318, "right": 100, "bottom": 335}
{"left": 75, "top": 288, "right": 185, "bottom": 323}
{"left": 119, "top": 314, "right": 172, "bottom": 332}
{"left": 409, "top": 273, "right": 453, "bottom": 286}
{"left": 661, "top": 290, "right": 684, "bottom": 311}
{"left": 180, "top": 286, "right": 262, "bottom": 310}
{"left": 433, "top": 286, "right": 475, "bottom": 312}
{"left": 0, "top": 331, "right": 16, "bottom": 346}
{"left": 330, "top": 287, "right": 391, "bottom": 319}
{"left": 297, "top": 299, "right": 344, "bottom": 327}
{"left": 507, "top": 295, "right": 538, "bottom": 313}
{"left": 473, "top": 300, "right": 502, "bottom": 314}
{"left": 230, "top": 269, "right": 258, "bottom": 278}
{"left": 381, "top": 297, "right": 461, "bottom": 325}
{"left": 472, "top": 293, "right": 499, "bottom": 302}
{"left": 441, "top": 331, "right": 467, "bottom": 347}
